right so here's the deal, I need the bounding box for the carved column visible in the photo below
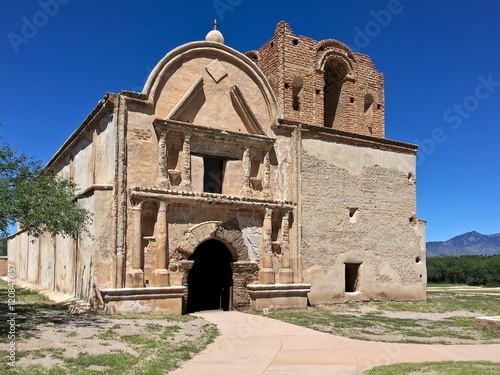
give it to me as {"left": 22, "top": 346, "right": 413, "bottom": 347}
{"left": 241, "top": 143, "right": 252, "bottom": 197}
{"left": 180, "top": 131, "right": 192, "bottom": 191}
{"left": 157, "top": 128, "right": 169, "bottom": 187}
{"left": 259, "top": 208, "right": 275, "bottom": 284}
{"left": 278, "top": 210, "right": 293, "bottom": 284}
{"left": 116, "top": 244, "right": 124, "bottom": 289}
{"left": 127, "top": 204, "right": 144, "bottom": 287}
{"left": 153, "top": 201, "right": 170, "bottom": 287}
{"left": 263, "top": 147, "right": 272, "bottom": 198}
{"left": 180, "top": 260, "right": 194, "bottom": 313}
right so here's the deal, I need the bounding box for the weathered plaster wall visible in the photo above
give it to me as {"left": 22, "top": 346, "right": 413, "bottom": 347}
{"left": 0, "top": 257, "right": 7, "bottom": 276}
{"left": 95, "top": 116, "right": 116, "bottom": 184}
{"left": 55, "top": 235, "right": 74, "bottom": 295}
{"left": 39, "top": 233, "right": 55, "bottom": 290}
{"left": 12, "top": 232, "right": 73, "bottom": 295}
{"left": 126, "top": 111, "right": 157, "bottom": 188}
{"left": 92, "top": 190, "right": 115, "bottom": 288}
{"left": 75, "top": 194, "right": 95, "bottom": 301}
{"left": 16, "top": 233, "right": 29, "bottom": 281}
{"left": 300, "top": 138, "right": 426, "bottom": 303}
{"left": 7, "top": 236, "right": 17, "bottom": 276}
{"left": 27, "top": 238, "right": 39, "bottom": 284}
{"left": 72, "top": 133, "right": 94, "bottom": 191}
{"left": 7, "top": 108, "right": 116, "bottom": 304}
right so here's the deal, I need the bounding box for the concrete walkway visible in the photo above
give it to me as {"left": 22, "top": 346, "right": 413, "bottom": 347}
{"left": 170, "top": 311, "right": 500, "bottom": 375}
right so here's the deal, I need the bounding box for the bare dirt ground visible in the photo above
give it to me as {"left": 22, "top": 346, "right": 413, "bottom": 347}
{"left": 3, "top": 283, "right": 499, "bottom": 373}
{"left": 10, "top": 310, "right": 212, "bottom": 371}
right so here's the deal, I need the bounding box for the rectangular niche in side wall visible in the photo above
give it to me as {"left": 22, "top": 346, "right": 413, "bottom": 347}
{"left": 203, "top": 157, "right": 225, "bottom": 194}
{"left": 345, "top": 263, "right": 361, "bottom": 293}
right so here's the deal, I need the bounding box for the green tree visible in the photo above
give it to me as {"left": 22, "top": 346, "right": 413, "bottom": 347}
{"left": 0, "top": 134, "right": 91, "bottom": 239}
{"left": 427, "top": 255, "right": 500, "bottom": 287}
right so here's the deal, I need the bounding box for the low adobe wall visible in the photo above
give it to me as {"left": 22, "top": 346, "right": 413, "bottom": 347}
{"left": 0, "top": 256, "right": 7, "bottom": 277}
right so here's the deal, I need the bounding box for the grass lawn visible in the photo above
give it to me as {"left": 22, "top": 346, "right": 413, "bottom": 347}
{"left": 427, "top": 285, "right": 500, "bottom": 294}
{"left": 258, "top": 292, "right": 500, "bottom": 344}
{"left": 363, "top": 360, "right": 500, "bottom": 374}
{"left": 426, "top": 283, "right": 463, "bottom": 288}
{"left": 0, "top": 279, "right": 218, "bottom": 374}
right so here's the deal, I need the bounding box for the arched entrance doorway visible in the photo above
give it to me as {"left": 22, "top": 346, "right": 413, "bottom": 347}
{"left": 187, "top": 239, "right": 233, "bottom": 313}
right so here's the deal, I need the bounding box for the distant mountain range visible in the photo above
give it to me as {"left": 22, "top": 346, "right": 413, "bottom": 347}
{"left": 427, "top": 231, "right": 500, "bottom": 257}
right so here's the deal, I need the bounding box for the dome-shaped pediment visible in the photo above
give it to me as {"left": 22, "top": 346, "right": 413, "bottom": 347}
{"left": 142, "top": 41, "right": 279, "bottom": 135}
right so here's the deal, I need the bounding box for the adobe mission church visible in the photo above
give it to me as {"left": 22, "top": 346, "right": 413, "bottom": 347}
{"left": 9, "top": 22, "right": 427, "bottom": 314}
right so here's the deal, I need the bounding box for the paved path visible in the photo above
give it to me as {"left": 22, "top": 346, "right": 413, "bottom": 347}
{"left": 170, "top": 311, "right": 500, "bottom": 375}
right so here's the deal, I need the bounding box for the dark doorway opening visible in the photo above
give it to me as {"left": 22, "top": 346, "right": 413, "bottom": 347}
{"left": 187, "top": 239, "right": 233, "bottom": 313}
{"left": 345, "top": 263, "right": 361, "bottom": 293}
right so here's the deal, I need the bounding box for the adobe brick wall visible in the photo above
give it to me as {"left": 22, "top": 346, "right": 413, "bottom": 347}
{"left": 299, "top": 138, "right": 426, "bottom": 303}
{"left": 254, "top": 21, "right": 385, "bottom": 138}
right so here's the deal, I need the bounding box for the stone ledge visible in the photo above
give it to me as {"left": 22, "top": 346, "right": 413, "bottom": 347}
{"left": 100, "top": 286, "right": 186, "bottom": 301}
{"left": 247, "top": 283, "right": 311, "bottom": 311}
{"left": 100, "top": 286, "right": 186, "bottom": 314}
{"left": 130, "top": 187, "right": 295, "bottom": 209}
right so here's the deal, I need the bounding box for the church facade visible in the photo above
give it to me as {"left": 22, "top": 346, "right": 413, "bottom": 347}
{"left": 8, "top": 22, "right": 427, "bottom": 314}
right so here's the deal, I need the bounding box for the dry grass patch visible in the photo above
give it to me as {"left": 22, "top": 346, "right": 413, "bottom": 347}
{"left": 0, "top": 280, "right": 218, "bottom": 374}
{"left": 362, "top": 360, "right": 500, "bottom": 375}
{"left": 259, "top": 292, "right": 500, "bottom": 344}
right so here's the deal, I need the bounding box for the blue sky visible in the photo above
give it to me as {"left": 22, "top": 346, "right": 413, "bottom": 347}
{"left": 2, "top": 0, "right": 499, "bottom": 241}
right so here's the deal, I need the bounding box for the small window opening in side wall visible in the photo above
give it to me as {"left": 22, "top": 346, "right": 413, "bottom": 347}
{"left": 348, "top": 208, "right": 359, "bottom": 223}
{"left": 345, "top": 263, "right": 361, "bottom": 293}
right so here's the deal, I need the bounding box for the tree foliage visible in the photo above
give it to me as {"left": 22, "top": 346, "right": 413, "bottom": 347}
{"left": 0, "top": 134, "right": 91, "bottom": 239}
{"left": 0, "top": 237, "right": 6, "bottom": 256}
{"left": 427, "top": 255, "right": 500, "bottom": 287}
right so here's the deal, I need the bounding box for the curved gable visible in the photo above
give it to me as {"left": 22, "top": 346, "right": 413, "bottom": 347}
{"left": 142, "top": 41, "right": 279, "bottom": 135}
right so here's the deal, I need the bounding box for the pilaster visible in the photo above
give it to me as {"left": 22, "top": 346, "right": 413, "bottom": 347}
{"left": 259, "top": 208, "right": 275, "bottom": 284}
{"left": 278, "top": 210, "right": 293, "bottom": 284}
{"left": 241, "top": 143, "right": 252, "bottom": 197}
{"left": 153, "top": 201, "right": 170, "bottom": 287}
{"left": 263, "top": 148, "right": 272, "bottom": 198}
{"left": 127, "top": 205, "right": 144, "bottom": 287}
{"left": 180, "top": 130, "right": 192, "bottom": 191}
{"left": 157, "top": 128, "right": 169, "bottom": 187}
